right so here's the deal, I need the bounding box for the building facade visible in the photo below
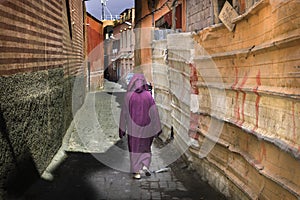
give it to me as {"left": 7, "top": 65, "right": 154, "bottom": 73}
{"left": 105, "top": 8, "right": 135, "bottom": 83}
{"left": 0, "top": 0, "right": 86, "bottom": 198}
{"left": 85, "top": 12, "right": 104, "bottom": 91}
{"left": 134, "top": 0, "right": 187, "bottom": 83}
{"left": 114, "top": 8, "right": 135, "bottom": 82}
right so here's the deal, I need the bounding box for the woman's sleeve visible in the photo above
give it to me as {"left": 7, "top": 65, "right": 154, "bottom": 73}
{"left": 149, "top": 97, "right": 162, "bottom": 137}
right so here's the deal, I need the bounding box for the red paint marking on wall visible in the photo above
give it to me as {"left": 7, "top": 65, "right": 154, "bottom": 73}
{"left": 253, "top": 70, "right": 261, "bottom": 131}
{"left": 256, "top": 69, "right": 262, "bottom": 87}
{"left": 189, "top": 63, "right": 199, "bottom": 95}
{"left": 238, "top": 72, "right": 248, "bottom": 90}
{"left": 234, "top": 92, "right": 240, "bottom": 123}
{"left": 258, "top": 142, "right": 267, "bottom": 162}
{"left": 253, "top": 95, "right": 261, "bottom": 131}
{"left": 231, "top": 67, "right": 239, "bottom": 89}
{"left": 235, "top": 72, "right": 248, "bottom": 125}
{"left": 190, "top": 112, "right": 200, "bottom": 129}
{"left": 239, "top": 91, "right": 246, "bottom": 126}
{"left": 253, "top": 69, "right": 262, "bottom": 92}
{"left": 189, "top": 112, "right": 200, "bottom": 140}
{"left": 189, "top": 131, "right": 200, "bottom": 140}
{"left": 231, "top": 67, "right": 240, "bottom": 123}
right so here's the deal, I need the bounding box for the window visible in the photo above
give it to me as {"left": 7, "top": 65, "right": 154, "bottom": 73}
{"left": 155, "top": 4, "right": 182, "bottom": 29}
{"left": 66, "top": 0, "right": 72, "bottom": 39}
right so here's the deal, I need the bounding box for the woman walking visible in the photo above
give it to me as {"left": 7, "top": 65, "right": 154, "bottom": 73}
{"left": 119, "top": 74, "right": 162, "bottom": 179}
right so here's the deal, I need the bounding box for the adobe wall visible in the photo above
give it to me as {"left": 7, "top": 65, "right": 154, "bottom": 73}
{"left": 191, "top": 0, "right": 300, "bottom": 198}
{"left": 152, "top": 0, "right": 300, "bottom": 199}
{"left": 0, "top": 0, "right": 85, "bottom": 198}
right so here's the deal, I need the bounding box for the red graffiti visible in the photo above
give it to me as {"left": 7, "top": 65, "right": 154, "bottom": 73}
{"left": 258, "top": 142, "right": 267, "bottom": 162}
{"left": 256, "top": 69, "right": 262, "bottom": 87}
{"left": 253, "top": 95, "right": 261, "bottom": 131}
{"left": 189, "top": 112, "right": 200, "bottom": 140}
{"left": 234, "top": 70, "right": 248, "bottom": 126}
{"left": 188, "top": 131, "right": 199, "bottom": 140}
{"left": 238, "top": 72, "right": 248, "bottom": 126}
{"left": 238, "top": 72, "right": 249, "bottom": 90}
{"left": 231, "top": 67, "right": 239, "bottom": 89}
{"left": 190, "top": 112, "right": 200, "bottom": 129}
{"left": 252, "top": 70, "right": 261, "bottom": 131}
{"left": 234, "top": 92, "right": 240, "bottom": 123}
{"left": 239, "top": 91, "right": 246, "bottom": 126}
{"left": 189, "top": 63, "right": 199, "bottom": 95}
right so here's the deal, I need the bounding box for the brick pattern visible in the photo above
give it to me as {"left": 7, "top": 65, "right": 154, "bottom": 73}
{"left": 186, "top": 0, "right": 213, "bottom": 32}
{"left": 0, "top": 0, "right": 84, "bottom": 76}
{"left": 0, "top": 1, "right": 63, "bottom": 75}
{"left": 0, "top": 0, "right": 85, "bottom": 198}
{"left": 63, "top": 0, "right": 85, "bottom": 76}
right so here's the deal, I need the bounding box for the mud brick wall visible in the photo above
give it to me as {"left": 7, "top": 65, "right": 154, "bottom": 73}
{"left": 152, "top": 39, "right": 170, "bottom": 139}
{"left": 153, "top": 33, "right": 195, "bottom": 154}
{"left": 153, "top": 0, "right": 300, "bottom": 199}
{"left": 0, "top": 0, "right": 85, "bottom": 198}
{"left": 167, "top": 33, "right": 195, "bottom": 154}
{"left": 191, "top": 0, "right": 300, "bottom": 199}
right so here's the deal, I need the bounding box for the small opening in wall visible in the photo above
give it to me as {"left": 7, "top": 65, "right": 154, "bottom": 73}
{"left": 66, "top": 0, "right": 72, "bottom": 39}
{"left": 218, "top": 0, "right": 233, "bottom": 13}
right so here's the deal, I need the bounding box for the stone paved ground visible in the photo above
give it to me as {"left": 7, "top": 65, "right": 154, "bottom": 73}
{"left": 17, "top": 80, "right": 226, "bottom": 200}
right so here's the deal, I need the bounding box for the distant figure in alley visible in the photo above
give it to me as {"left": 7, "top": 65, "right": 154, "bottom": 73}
{"left": 119, "top": 74, "right": 162, "bottom": 179}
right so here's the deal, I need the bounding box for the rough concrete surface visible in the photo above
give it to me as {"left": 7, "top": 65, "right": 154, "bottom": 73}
{"left": 0, "top": 69, "right": 79, "bottom": 199}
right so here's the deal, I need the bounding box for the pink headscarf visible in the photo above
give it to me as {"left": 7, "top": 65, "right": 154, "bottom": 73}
{"left": 127, "top": 74, "right": 148, "bottom": 93}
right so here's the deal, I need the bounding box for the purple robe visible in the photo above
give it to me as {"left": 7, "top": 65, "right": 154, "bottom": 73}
{"left": 119, "top": 74, "right": 162, "bottom": 173}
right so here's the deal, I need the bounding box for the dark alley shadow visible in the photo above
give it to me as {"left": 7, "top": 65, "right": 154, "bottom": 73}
{"left": 20, "top": 152, "right": 108, "bottom": 200}
{"left": 0, "top": 109, "right": 40, "bottom": 199}
{"left": 0, "top": 108, "right": 17, "bottom": 167}
{"left": 19, "top": 139, "right": 130, "bottom": 200}
{"left": 166, "top": 156, "right": 227, "bottom": 200}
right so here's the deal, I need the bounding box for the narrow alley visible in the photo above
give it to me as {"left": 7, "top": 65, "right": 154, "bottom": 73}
{"left": 1, "top": 0, "right": 299, "bottom": 199}
{"left": 17, "top": 81, "right": 226, "bottom": 200}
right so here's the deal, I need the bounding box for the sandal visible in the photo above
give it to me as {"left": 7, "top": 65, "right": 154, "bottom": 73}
{"left": 142, "top": 166, "right": 151, "bottom": 176}
{"left": 133, "top": 172, "right": 141, "bottom": 179}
